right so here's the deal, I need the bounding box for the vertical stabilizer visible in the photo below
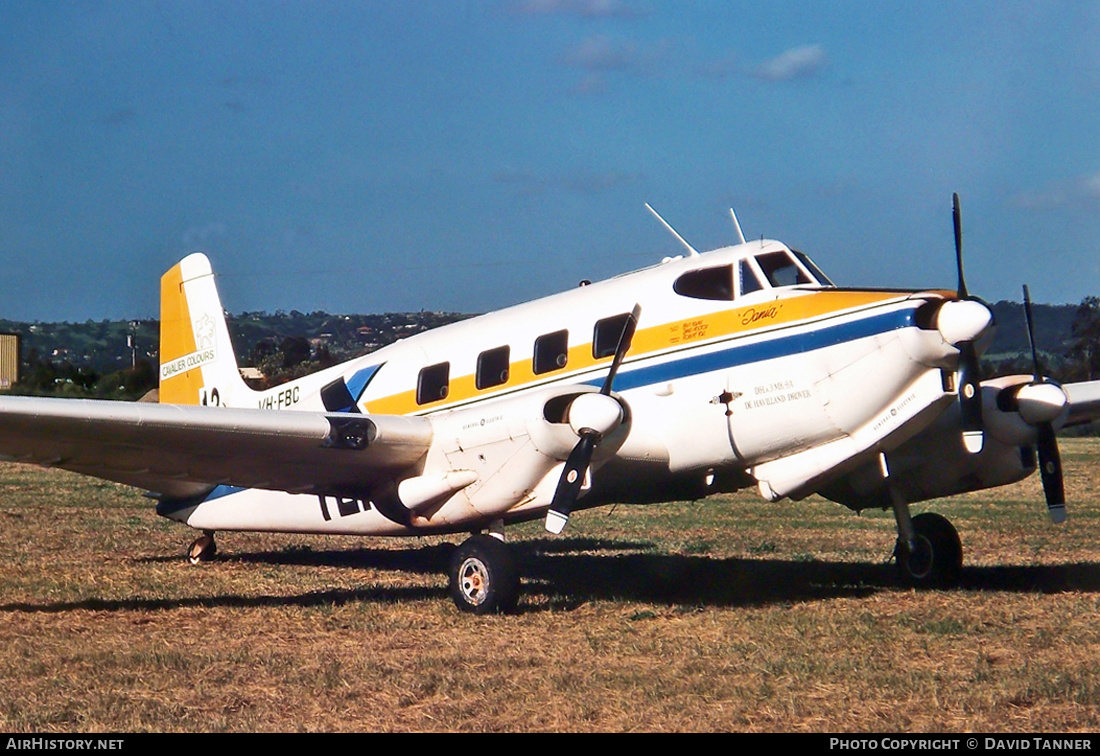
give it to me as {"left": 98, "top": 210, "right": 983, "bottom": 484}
{"left": 159, "top": 253, "right": 253, "bottom": 406}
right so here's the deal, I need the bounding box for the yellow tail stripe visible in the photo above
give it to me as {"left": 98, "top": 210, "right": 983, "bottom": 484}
{"left": 158, "top": 261, "right": 203, "bottom": 405}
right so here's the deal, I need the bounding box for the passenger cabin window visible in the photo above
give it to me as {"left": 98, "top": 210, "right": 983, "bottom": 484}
{"left": 672, "top": 265, "right": 735, "bottom": 301}
{"left": 476, "top": 346, "right": 510, "bottom": 390}
{"left": 755, "top": 251, "right": 813, "bottom": 288}
{"left": 533, "top": 330, "right": 569, "bottom": 374}
{"left": 416, "top": 362, "right": 450, "bottom": 405}
{"left": 593, "top": 313, "right": 632, "bottom": 359}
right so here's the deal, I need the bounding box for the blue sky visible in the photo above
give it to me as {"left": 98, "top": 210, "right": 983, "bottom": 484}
{"left": 2, "top": 0, "right": 1098, "bottom": 322}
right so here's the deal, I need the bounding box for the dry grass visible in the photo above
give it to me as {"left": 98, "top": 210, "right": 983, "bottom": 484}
{"left": 2, "top": 439, "right": 1100, "bottom": 732}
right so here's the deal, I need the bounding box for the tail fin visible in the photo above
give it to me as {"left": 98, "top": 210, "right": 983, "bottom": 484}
{"left": 159, "top": 253, "right": 254, "bottom": 406}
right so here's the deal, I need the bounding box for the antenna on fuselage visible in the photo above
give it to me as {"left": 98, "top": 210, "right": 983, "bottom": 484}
{"left": 645, "top": 203, "right": 699, "bottom": 257}
{"left": 729, "top": 207, "right": 746, "bottom": 245}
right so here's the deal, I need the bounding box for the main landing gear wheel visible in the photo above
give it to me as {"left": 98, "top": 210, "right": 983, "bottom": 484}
{"left": 187, "top": 531, "right": 217, "bottom": 565}
{"left": 448, "top": 534, "right": 520, "bottom": 615}
{"left": 895, "top": 512, "right": 962, "bottom": 589}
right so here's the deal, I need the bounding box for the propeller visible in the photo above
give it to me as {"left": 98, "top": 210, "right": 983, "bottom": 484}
{"left": 1021, "top": 284, "right": 1067, "bottom": 523}
{"left": 952, "top": 193, "right": 985, "bottom": 454}
{"left": 545, "top": 304, "right": 641, "bottom": 534}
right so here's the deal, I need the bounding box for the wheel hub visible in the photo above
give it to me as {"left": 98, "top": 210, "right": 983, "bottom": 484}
{"left": 458, "top": 558, "right": 490, "bottom": 605}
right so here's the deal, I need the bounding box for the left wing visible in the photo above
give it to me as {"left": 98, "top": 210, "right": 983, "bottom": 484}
{"left": 0, "top": 395, "right": 432, "bottom": 500}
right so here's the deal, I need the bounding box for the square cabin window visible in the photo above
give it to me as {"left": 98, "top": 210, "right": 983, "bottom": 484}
{"left": 593, "top": 313, "right": 632, "bottom": 359}
{"left": 416, "top": 362, "right": 450, "bottom": 405}
{"left": 533, "top": 330, "right": 569, "bottom": 375}
{"left": 476, "top": 346, "right": 510, "bottom": 390}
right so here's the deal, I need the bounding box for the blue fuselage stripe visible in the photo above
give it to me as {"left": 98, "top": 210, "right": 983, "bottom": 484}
{"left": 593, "top": 306, "right": 917, "bottom": 391}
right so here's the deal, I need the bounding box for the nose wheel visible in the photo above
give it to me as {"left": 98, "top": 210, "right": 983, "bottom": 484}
{"left": 893, "top": 512, "right": 962, "bottom": 589}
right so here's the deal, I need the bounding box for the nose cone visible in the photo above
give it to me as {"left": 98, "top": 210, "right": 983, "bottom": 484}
{"left": 1015, "top": 382, "right": 1069, "bottom": 426}
{"left": 936, "top": 299, "right": 993, "bottom": 346}
{"left": 567, "top": 392, "right": 624, "bottom": 437}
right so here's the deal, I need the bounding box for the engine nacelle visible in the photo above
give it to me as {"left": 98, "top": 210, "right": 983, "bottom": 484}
{"left": 818, "top": 400, "right": 1037, "bottom": 511}
{"left": 382, "top": 384, "right": 631, "bottom": 528}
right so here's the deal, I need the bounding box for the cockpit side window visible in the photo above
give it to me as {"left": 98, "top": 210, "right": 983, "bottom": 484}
{"left": 672, "top": 265, "right": 735, "bottom": 301}
{"left": 755, "top": 251, "right": 813, "bottom": 287}
{"left": 739, "top": 259, "right": 764, "bottom": 295}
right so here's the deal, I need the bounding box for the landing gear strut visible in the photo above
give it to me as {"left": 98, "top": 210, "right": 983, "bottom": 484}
{"left": 187, "top": 530, "right": 217, "bottom": 565}
{"left": 448, "top": 533, "right": 519, "bottom": 615}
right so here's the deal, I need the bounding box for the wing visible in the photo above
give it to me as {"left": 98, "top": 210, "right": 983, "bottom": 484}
{"left": 0, "top": 395, "right": 432, "bottom": 500}
{"left": 1065, "top": 379, "right": 1100, "bottom": 426}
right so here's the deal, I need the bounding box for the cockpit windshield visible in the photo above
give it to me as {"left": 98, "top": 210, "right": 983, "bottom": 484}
{"left": 754, "top": 251, "right": 813, "bottom": 287}
{"left": 792, "top": 250, "right": 834, "bottom": 286}
{"left": 672, "top": 248, "right": 832, "bottom": 302}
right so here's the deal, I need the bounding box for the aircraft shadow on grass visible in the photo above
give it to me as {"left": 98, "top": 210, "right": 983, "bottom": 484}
{"left": 5, "top": 537, "right": 1100, "bottom": 615}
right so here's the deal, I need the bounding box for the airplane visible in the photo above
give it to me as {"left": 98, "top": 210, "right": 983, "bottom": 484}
{"left": 2, "top": 194, "right": 1099, "bottom": 614}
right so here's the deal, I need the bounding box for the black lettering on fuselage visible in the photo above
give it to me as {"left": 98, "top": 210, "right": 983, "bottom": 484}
{"left": 318, "top": 494, "right": 369, "bottom": 521}
{"left": 259, "top": 386, "right": 300, "bottom": 410}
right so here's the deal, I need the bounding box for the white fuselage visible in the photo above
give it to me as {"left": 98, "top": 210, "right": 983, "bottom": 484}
{"left": 160, "top": 240, "right": 973, "bottom": 536}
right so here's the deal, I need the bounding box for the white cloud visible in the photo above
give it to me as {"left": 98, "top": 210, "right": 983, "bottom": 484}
{"left": 753, "top": 44, "right": 827, "bottom": 82}
{"left": 510, "top": 0, "right": 645, "bottom": 19}
{"left": 564, "top": 35, "right": 638, "bottom": 71}
{"left": 182, "top": 221, "right": 228, "bottom": 251}
{"left": 494, "top": 168, "right": 641, "bottom": 196}
{"left": 1011, "top": 171, "right": 1100, "bottom": 210}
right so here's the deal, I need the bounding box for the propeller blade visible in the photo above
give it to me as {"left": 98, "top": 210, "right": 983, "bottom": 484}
{"left": 1036, "top": 422, "right": 1066, "bottom": 523}
{"left": 953, "top": 192, "right": 968, "bottom": 300}
{"left": 546, "top": 304, "right": 641, "bottom": 533}
{"left": 1021, "top": 283, "right": 1067, "bottom": 523}
{"left": 1022, "top": 284, "right": 1042, "bottom": 382}
{"left": 545, "top": 433, "right": 596, "bottom": 534}
{"left": 957, "top": 341, "right": 984, "bottom": 453}
{"left": 600, "top": 304, "right": 641, "bottom": 396}
{"left": 950, "top": 193, "right": 983, "bottom": 453}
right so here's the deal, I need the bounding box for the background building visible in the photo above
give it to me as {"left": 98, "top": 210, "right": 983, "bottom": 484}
{"left": 0, "top": 333, "right": 20, "bottom": 390}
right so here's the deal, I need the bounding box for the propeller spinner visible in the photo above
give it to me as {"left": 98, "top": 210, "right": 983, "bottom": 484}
{"left": 545, "top": 304, "right": 641, "bottom": 534}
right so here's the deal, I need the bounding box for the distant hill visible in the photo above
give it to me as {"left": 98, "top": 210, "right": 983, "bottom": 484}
{"left": 0, "top": 310, "right": 472, "bottom": 376}
{"left": 0, "top": 299, "right": 1091, "bottom": 395}
{"left": 985, "top": 301, "right": 1078, "bottom": 357}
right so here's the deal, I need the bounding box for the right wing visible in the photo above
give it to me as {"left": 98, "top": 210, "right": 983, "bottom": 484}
{"left": 0, "top": 395, "right": 433, "bottom": 500}
{"left": 1065, "top": 380, "right": 1100, "bottom": 426}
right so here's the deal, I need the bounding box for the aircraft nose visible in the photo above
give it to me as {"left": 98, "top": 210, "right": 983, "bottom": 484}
{"left": 936, "top": 299, "right": 993, "bottom": 346}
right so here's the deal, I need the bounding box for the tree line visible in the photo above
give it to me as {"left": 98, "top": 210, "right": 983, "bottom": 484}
{"left": 2, "top": 297, "right": 1098, "bottom": 402}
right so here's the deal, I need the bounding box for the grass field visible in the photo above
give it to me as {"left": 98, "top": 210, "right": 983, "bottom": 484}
{"left": 2, "top": 439, "right": 1100, "bottom": 732}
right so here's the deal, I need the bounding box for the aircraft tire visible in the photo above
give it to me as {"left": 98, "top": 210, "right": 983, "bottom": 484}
{"left": 895, "top": 512, "right": 962, "bottom": 589}
{"left": 187, "top": 531, "right": 217, "bottom": 565}
{"left": 448, "top": 534, "right": 520, "bottom": 615}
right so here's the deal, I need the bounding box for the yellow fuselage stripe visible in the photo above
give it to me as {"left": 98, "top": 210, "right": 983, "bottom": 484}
{"left": 364, "top": 289, "right": 933, "bottom": 416}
